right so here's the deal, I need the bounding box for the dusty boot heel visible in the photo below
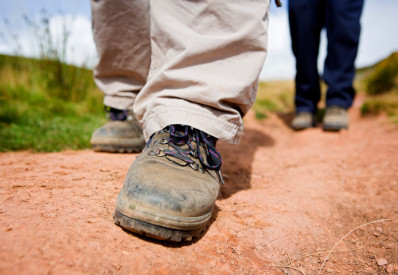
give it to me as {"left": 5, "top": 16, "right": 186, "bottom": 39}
{"left": 113, "top": 209, "right": 205, "bottom": 242}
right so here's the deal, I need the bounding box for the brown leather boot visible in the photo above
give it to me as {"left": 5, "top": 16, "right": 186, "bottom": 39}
{"left": 113, "top": 125, "right": 223, "bottom": 241}
{"left": 90, "top": 108, "right": 145, "bottom": 153}
{"left": 291, "top": 112, "right": 316, "bottom": 130}
{"left": 323, "top": 106, "right": 349, "bottom": 131}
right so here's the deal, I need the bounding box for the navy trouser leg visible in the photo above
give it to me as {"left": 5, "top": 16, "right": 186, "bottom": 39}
{"left": 289, "top": 0, "right": 325, "bottom": 114}
{"left": 324, "top": 0, "right": 364, "bottom": 109}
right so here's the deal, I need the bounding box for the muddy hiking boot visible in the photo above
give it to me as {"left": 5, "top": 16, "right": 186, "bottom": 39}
{"left": 90, "top": 107, "right": 146, "bottom": 153}
{"left": 291, "top": 112, "right": 316, "bottom": 130}
{"left": 323, "top": 106, "right": 349, "bottom": 131}
{"left": 113, "top": 125, "right": 223, "bottom": 242}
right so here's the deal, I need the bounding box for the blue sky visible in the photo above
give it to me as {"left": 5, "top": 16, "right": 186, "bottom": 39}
{"left": 1, "top": 0, "right": 397, "bottom": 80}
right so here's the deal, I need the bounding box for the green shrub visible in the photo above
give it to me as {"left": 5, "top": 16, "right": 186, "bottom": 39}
{"left": 0, "top": 10, "right": 105, "bottom": 151}
{"left": 255, "top": 98, "right": 280, "bottom": 112}
{"left": 366, "top": 52, "right": 398, "bottom": 95}
{"left": 0, "top": 55, "right": 106, "bottom": 152}
{"left": 38, "top": 59, "right": 93, "bottom": 102}
{"left": 254, "top": 111, "right": 268, "bottom": 120}
{"left": 253, "top": 98, "right": 280, "bottom": 121}
{"left": 361, "top": 96, "right": 398, "bottom": 116}
{"left": 253, "top": 81, "right": 295, "bottom": 120}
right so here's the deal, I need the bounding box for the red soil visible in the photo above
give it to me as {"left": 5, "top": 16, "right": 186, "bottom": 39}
{"left": 1, "top": 99, "right": 397, "bottom": 274}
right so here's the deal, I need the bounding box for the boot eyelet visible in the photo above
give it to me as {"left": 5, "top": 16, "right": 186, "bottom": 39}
{"left": 189, "top": 162, "right": 199, "bottom": 171}
{"left": 156, "top": 149, "right": 166, "bottom": 157}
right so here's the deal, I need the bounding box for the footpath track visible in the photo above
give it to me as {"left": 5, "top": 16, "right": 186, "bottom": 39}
{"left": 1, "top": 101, "right": 397, "bottom": 274}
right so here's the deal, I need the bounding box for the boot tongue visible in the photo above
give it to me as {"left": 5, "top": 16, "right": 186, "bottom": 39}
{"left": 107, "top": 107, "right": 128, "bottom": 121}
{"left": 154, "top": 124, "right": 224, "bottom": 184}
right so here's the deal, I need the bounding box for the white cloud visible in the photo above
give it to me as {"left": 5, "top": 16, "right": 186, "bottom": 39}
{"left": 259, "top": 9, "right": 295, "bottom": 80}
{"left": 0, "top": 14, "right": 97, "bottom": 67}
{"left": 49, "top": 14, "right": 97, "bottom": 67}
{"left": 356, "top": 0, "right": 398, "bottom": 67}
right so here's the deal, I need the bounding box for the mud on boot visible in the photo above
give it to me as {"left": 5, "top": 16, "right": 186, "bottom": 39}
{"left": 90, "top": 108, "right": 146, "bottom": 153}
{"left": 291, "top": 112, "right": 316, "bottom": 131}
{"left": 323, "top": 106, "right": 349, "bottom": 131}
{"left": 113, "top": 125, "right": 223, "bottom": 242}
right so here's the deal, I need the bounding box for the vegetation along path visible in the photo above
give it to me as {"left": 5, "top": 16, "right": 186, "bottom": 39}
{"left": 1, "top": 97, "right": 397, "bottom": 274}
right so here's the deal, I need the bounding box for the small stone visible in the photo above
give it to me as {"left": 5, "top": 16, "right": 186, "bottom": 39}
{"left": 376, "top": 226, "right": 383, "bottom": 233}
{"left": 391, "top": 264, "right": 398, "bottom": 272}
{"left": 377, "top": 258, "right": 388, "bottom": 266}
{"left": 386, "top": 264, "right": 394, "bottom": 273}
{"left": 5, "top": 227, "right": 12, "bottom": 232}
{"left": 373, "top": 231, "right": 380, "bottom": 237}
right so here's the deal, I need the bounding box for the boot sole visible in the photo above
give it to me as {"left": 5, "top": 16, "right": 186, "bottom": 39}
{"left": 291, "top": 122, "right": 316, "bottom": 131}
{"left": 291, "top": 124, "right": 316, "bottom": 131}
{"left": 92, "top": 144, "right": 145, "bottom": 153}
{"left": 322, "top": 124, "right": 348, "bottom": 131}
{"left": 113, "top": 209, "right": 205, "bottom": 242}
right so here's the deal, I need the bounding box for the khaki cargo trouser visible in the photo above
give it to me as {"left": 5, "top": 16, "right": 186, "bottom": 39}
{"left": 91, "top": 0, "right": 270, "bottom": 144}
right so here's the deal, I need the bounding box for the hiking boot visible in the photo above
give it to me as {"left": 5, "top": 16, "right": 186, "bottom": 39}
{"left": 291, "top": 112, "right": 316, "bottom": 130}
{"left": 323, "top": 106, "right": 348, "bottom": 131}
{"left": 113, "top": 125, "right": 223, "bottom": 242}
{"left": 90, "top": 108, "right": 145, "bottom": 153}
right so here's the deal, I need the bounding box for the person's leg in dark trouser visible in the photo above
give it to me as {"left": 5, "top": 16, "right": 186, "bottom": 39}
{"left": 323, "top": 0, "right": 364, "bottom": 109}
{"left": 322, "top": 0, "right": 364, "bottom": 131}
{"left": 289, "top": 0, "right": 325, "bottom": 130}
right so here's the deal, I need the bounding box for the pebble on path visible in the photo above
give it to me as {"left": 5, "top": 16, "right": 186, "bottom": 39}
{"left": 377, "top": 258, "right": 388, "bottom": 266}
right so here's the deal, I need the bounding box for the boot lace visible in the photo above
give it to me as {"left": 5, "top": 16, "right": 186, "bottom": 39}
{"left": 149, "top": 125, "right": 224, "bottom": 184}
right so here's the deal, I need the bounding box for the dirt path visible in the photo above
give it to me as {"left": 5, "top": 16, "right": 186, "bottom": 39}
{"left": 1, "top": 99, "right": 398, "bottom": 274}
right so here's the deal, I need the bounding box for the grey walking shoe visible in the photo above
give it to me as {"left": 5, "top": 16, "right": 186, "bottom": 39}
{"left": 113, "top": 125, "right": 223, "bottom": 242}
{"left": 323, "top": 106, "right": 348, "bottom": 131}
{"left": 90, "top": 108, "right": 146, "bottom": 153}
{"left": 291, "top": 112, "right": 316, "bottom": 130}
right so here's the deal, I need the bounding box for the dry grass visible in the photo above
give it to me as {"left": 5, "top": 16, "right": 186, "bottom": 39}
{"left": 317, "top": 219, "right": 391, "bottom": 274}
{"left": 253, "top": 80, "right": 295, "bottom": 119}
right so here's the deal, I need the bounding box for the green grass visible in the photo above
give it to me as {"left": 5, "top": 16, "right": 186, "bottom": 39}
{"left": 360, "top": 93, "right": 398, "bottom": 121}
{"left": 358, "top": 52, "right": 398, "bottom": 123}
{"left": 253, "top": 81, "right": 295, "bottom": 120}
{"left": 365, "top": 52, "right": 398, "bottom": 96}
{"left": 1, "top": 50, "right": 397, "bottom": 152}
{"left": 0, "top": 54, "right": 106, "bottom": 152}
